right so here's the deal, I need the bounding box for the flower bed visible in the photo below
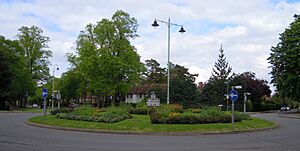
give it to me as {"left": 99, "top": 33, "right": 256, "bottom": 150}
{"left": 55, "top": 106, "right": 132, "bottom": 123}
{"left": 150, "top": 107, "right": 250, "bottom": 124}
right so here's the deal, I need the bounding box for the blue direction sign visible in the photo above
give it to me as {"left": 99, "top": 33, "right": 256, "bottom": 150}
{"left": 42, "top": 88, "right": 48, "bottom": 99}
{"left": 229, "top": 89, "right": 238, "bottom": 102}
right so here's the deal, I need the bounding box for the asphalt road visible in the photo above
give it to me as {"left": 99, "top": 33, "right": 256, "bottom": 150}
{"left": 0, "top": 112, "right": 299, "bottom": 151}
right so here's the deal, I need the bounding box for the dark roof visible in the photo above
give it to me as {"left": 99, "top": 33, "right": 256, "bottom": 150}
{"left": 128, "top": 84, "right": 167, "bottom": 94}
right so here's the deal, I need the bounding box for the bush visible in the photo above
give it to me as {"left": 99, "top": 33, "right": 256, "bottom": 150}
{"left": 72, "top": 106, "right": 96, "bottom": 116}
{"left": 150, "top": 107, "right": 250, "bottom": 124}
{"left": 50, "top": 108, "right": 74, "bottom": 115}
{"left": 56, "top": 105, "right": 132, "bottom": 123}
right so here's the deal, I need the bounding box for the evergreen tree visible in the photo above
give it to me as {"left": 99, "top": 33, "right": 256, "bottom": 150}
{"left": 202, "top": 45, "right": 232, "bottom": 105}
{"left": 268, "top": 14, "right": 300, "bottom": 102}
{"left": 212, "top": 45, "right": 232, "bottom": 80}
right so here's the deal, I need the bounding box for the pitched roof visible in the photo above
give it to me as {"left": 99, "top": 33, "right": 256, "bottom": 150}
{"left": 128, "top": 84, "right": 167, "bottom": 94}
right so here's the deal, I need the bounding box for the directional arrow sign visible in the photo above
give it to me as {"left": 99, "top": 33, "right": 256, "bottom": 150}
{"left": 229, "top": 89, "right": 238, "bottom": 102}
{"left": 42, "top": 88, "right": 48, "bottom": 99}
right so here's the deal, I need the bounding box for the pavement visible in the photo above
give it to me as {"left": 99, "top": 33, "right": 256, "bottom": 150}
{"left": 0, "top": 112, "right": 300, "bottom": 151}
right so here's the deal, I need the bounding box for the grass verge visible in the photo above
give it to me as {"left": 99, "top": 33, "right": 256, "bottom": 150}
{"left": 28, "top": 114, "right": 276, "bottom": 133}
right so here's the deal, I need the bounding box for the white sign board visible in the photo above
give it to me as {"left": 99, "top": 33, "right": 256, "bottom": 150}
{"left": 147, "top": 99, "right": 160, "bottom": 107}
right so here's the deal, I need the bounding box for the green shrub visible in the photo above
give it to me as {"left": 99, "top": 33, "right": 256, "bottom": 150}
{"left": 71, "top": 106, "right": 96, "bottom": 116}
{"left": 150, "top": 107, "right": 250, "bottom": 124}
{"left": 50, "top": 108, "right": 73, "bottom": 115}
{"left": 56, "top": 105, "right": 132, "bottom": 123}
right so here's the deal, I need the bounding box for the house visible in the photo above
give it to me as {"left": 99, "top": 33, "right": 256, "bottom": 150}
{"left": 125, "top": 84, "right": 166, "bottom": 104}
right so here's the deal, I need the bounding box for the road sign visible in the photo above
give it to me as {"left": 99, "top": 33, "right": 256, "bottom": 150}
{"left": 229, "top": 89, "right": 238, "bottom": 102}
{"left": 42, "top": 88, "right": 48, "bottom": 99}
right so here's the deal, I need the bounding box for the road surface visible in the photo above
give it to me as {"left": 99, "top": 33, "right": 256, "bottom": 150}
{"left": 0, "top": 112, "right": 299, "bottom": 151}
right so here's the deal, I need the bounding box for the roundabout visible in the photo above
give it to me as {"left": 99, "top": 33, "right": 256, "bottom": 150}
{"left": 0, "top": 112, "right": 299, "bottom": 151}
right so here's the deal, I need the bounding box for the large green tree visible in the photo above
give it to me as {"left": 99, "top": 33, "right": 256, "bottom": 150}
{"left": 268, "top": 14, "right": 300, "bottom": 102}
{"left": 73, "top": 10, "right": 144, "bottom": 106}
{"left": 170, "top": 64, "right": 200, "bottom": 108}
{"left": 143, "top": 59, "right": 167, "bottom": 84}
{"left": 0, "top": 36, "right": 34, "bottom": 108}
{"left": 17, "top": 25, "right": 52, "bottom": 83}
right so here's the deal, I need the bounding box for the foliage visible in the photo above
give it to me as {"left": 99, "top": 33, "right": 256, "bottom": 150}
{"left": 58, "top": 69, "right": 83, "bottom": 101}
{"left": 231, "top": 72, "right": 272, "bottom": 110}
{"left": 72, "top": 106, "right": 96, "bottom": 116}
{"left": 17, "top": 25, "right": 52, "bottom": 83}
{"left": 143, "top": 59, "right": 167, "bottom": 84}
{"left": 50, "top": 108, "right": 74, "bottom": 115}
{"left": 150, "top": 107, "right": 250, "bottom": 124}
{"left": 169, "top": 64, "right": 201, "bottom": 108}
{"left": 69, "top": 10, "right": 145, "bottom": 105}
{"left": 30, "top": 114, "right": 274, "bottom": 133}
{"left": 56, "top": 105, "right": 132, "bottom": 123}
{"left": 0, "top": 35, "right": 34, "bottom": 108}
{"left": 202, "top": 46, "right": 232, "bottom": 105}
{"left": 268, "top": 14, "right": 300, "bottom": 102}
{"left": 212, "top": 45, "right": 232, "bottom": 80}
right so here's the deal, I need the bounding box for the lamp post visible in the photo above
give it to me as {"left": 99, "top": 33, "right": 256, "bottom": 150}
{"left": 243, "top": 92, "right": 251, "bottom": 113}
{"left": 52, "top": 64, "right": 59, "bottom": 110}
{"left": 152, "top": 18, "right": 186, "bottom": 104}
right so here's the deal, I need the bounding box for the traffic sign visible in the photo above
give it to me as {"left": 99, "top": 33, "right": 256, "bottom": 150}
{"left": 229, "top": 89, "right": 238, "bottom": 102}
{"left": 42, "top": 88, "right": 48, "bottom": 99}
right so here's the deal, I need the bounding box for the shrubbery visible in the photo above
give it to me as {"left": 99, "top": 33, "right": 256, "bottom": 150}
{"left": 150, "top": 107, "right": 250, "bottom": 124}
{"left": 50, "top": 108, "right": 74, "bottom": 115}
{"left": 55, "top": 105, "right": 132, "bottom": 123}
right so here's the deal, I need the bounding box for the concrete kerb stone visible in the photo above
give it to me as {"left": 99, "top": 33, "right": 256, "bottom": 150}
{"left": 24, "top": 120, "right": 279, "bottom": 136}
{"left": 278, "top": 114, "right": 300, "bottom": 120}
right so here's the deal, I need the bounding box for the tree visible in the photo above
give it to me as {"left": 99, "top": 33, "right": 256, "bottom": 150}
{"left": 268, "top": 14, "right": 300, "bottom": 102}
{"left": 212, "top": 45, "right": 232, "bottom": 80}
{"left": 169, "top": 64, "right": 200, "bottom": 108}
{"left": 202, "top": 45, "right": 232, "bottom": 104}
{"left": 17, "top": 25, "right": 52, "bottom": 83}
{"left": 73, "top": 10, "right": 144, "bottom": 106}
{"left": 0, "top": 36, "right": 34, "bottom": 108}
{"left": 143, "top": 59, "right": 167, "bottom": 84}
{"left": 231, "top": 72, "right": 272, "bottom": 110}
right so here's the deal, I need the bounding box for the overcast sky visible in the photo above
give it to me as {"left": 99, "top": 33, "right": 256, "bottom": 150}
{"left": 1, "top": 0, "right": 300, "bottom": 92}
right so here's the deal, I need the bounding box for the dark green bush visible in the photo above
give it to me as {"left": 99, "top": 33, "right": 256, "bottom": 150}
{"left": 56, "top": 105, "right": 132, "bottom": 123}
{"left": 150, "top": 107, "right": 250, "bottom": 124}
{"left": 50, "top": 108, "right": 74, "bottom": 115}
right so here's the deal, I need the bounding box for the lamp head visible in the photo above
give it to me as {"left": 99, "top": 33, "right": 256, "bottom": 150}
{"left": 152, "top": 20, "right": 159, "bottom": 27}
{"left": 178, "top": 26, "right": 186, "bottom": 33}
{"left": 234, "top": 86, "right": 242, "bottom": 89}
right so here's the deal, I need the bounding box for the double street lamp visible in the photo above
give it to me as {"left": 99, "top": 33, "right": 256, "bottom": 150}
{"left": 152, "top": 18, "right": 186, "bottom": 104}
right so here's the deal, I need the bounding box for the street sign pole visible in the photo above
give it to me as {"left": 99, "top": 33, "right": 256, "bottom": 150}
{"left": 230, "top": 86, "right": 239, "bottom": 125}
{"left": 231, "top": 99, "right": 235, "bottom": 124}
{"left": 43, "top": 98, "right": 46, "bottom": 120}
{"left": 42, "top": 88, "right": 48, "bottom": 120}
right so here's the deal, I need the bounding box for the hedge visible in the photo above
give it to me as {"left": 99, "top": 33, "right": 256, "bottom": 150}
{"left": 150, "top": 108, "right": 250, "bottom": 124}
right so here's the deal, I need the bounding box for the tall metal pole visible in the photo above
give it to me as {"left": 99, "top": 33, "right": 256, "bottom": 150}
{"left": 231, "top": 86, "right": 235, "bottom": 124}
{"left": 43, "top": 97, "right": 46, "bottom": 120}
{"left": 244, "top": 93, "right": 246, "bottom": 113}
{"left": 167, "top": 18, "right": 171, "bottom": 105}
{"left": 52, "top": 66, "right": 55, "bottom": 111}
{"left": 226, "top": 81, "right": 229, "bottom": 111}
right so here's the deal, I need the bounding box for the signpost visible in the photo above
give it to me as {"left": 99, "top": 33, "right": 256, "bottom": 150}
{"left": 42, "top": 88, "right": 48, "bottom": 120}
{"left": 147, "top": 92, "right": 160, "bottom": 107}
{"left": 146, "top": 92, "right": 160, "bottom": 115}
{"left": 230, "top": 89, "right": 238, "bottom": 124}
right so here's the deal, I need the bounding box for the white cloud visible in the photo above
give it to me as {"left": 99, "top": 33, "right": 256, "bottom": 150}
{"left": 0, "top": 0, "right": 300, "bottom": 93}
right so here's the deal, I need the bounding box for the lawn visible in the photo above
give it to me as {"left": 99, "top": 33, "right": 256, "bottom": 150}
{"left": 28, "top": 114, "right": 276, "bottom": 133}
